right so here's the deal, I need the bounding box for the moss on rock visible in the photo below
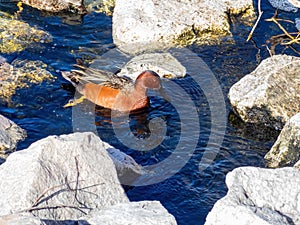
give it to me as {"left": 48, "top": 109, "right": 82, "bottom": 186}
{"left": 0, "top": 59, "right": 55, "bottom": 102}
{"left": 0, "top": 15, "right": 52, "bottom": 54}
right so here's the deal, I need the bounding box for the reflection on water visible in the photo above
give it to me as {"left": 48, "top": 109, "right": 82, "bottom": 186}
{"left": 0, "top": 2, "right": 288, "bottom": 225}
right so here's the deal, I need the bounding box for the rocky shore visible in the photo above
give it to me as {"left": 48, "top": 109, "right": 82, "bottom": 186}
{"left": 0, "top": 131, "right": 177, "bottom": 225}
{"left": 1, "top": 0, "right": 300, "bottom": 224}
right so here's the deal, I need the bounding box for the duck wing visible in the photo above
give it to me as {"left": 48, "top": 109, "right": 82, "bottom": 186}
{"left": 62, "top": 63, "right": 134, "bottom": 91}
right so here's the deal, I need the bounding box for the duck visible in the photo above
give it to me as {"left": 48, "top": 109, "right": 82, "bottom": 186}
{"left": 62, "top": 63, "right": 169, "bottom": 112}
{"left": 18, "top": 0, "right": 87, "bottom": 14}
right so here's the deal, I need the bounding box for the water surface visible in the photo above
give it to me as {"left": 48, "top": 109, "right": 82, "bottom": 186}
{"left": 0, "top": 1, "right": 298, "bottom": 224}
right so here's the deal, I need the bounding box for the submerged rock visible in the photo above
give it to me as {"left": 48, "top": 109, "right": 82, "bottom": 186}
{"left": 112, "top": 0, "right": 254, "bottom": 53}
{"left": 228, "top": 54, "right": 300, "bottom": 130}
{"left": 79, "top": 201, "right": 177, "bottom": 225}
{"left": 205, "top": 167, "right": 300, "bottom": 225}
{"left": 21, "top": 0, "right": 87, "bottom": 14}
{"left": 85, "top": 0, "right": 115, "bottom": 15}
{"left": 265, "top": 113, "right": 300, "bottom": 168}
{"left": 0, "top": 16, "right": 52, "bottom": 54}
{"left": 0, "top": 114, "right": 26, "bottom": 155}
{"left": 117, "top": 52, "right": 186, "bottom": 80}
{"left": 0, "top": 58, "right": 55, "bottom": 102}
{"left": 0, "top": 132, "right": 128, "bottom": 220}
{"left": 89, "top": 49, "right": 187, "bottom": 79}
{"left": 268, "top": 0, "right": 298, "bottom": 12}
{"left": 296, "top": 18, "right": 300, "bottom": 31}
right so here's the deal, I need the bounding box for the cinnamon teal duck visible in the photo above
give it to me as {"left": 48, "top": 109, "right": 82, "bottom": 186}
{"left": 62, "top": 64, "right": 169, "bottom": 112}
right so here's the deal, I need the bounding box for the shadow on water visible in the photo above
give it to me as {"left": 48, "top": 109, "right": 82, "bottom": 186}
{"left": 0, "top": 1, "right": 296, "bottom": 225}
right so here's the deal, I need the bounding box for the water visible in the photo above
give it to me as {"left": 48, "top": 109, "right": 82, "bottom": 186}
{"left": 0, "top": 1, "right": 298, "bottom": 224}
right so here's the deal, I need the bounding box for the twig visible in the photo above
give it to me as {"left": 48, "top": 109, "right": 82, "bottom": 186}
{"left": 288, "top": 45, "right": 300, "bottom": 54}
{"left": 266, "top": 17, "right": 296, "bottom": 40}
{"left": 275, "top": 18, "right": 295, "bottom": 23}
{"left": 23, "top": 205, "right": 92, "bottom": 215}
{"left": 282, "top": 37, "right": 300, "bottom": 45}
{"left": 265, "top": 44, "right": 274, "bottom": 57}
{"left": 31, "top": 183, "right": 73, "bottom": 208}
{"left": 247, "top": 0, "right": 263, "bottom": 41}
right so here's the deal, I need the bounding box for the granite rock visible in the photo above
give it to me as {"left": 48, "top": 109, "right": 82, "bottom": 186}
{"left": 205, "top": 167, "right": 300, "bottom": 225}
{"left": 265, "top": 113, "right": 300, "bottom": 167}
{"left": 0, "top": 132, "right": 128, "bottom": 220}
{"left": 228, "top": 54, "right": 300, "bottom": 130}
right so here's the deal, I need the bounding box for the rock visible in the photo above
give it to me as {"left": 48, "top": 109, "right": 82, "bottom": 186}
{"left": 89, "top": 49, "right": 186, "bottom": 79}
{"left": 21, "top": 0, "right": 87, "bottom": 14}
{"left": 117, "top": 52, "right": 186, "bottom": 80}
{"left": 0, "top": 114, "right": 26, "bottom": 155}
{"left": 294, "top": 160, "right": 300, "bottom": 169}
{"left": 268, "top": 0, "right": 298, "bottom": 12}
{"left": 0, "top": 58, "right": 55, "bottom": 101}
{"left": 79, "top": 201, "right": 177, "bottom": 225}
{"left": 288, "top": 0, "right": 300, "bottom": 8}
{"left": 265, "top": 113, "right": 300, "bottom": 168}
{"left": 112, "top": 0, "right": 254, "bottom": 53}
{"left": 0, "top": 16, "right": 52, "bottom": 54}
{"left": 0, "top": 213, "right": 45, "bottom": 225}
{"left": 104, "top": 141, "right": 145, "bottom": 185}
{"left": 296, "top": 18, "right": 300, "bottom": 31}
{"left": 228, "top": 54, "right": 300, "bottom": 130}
{"left": 205, "top": 167, "right": 300, "bottom": 225}
{"left": 84, "top": 0, "right": 115, "bottom": 15}
{"left": 0, "top": 132, "right": 128, "bottom": 221}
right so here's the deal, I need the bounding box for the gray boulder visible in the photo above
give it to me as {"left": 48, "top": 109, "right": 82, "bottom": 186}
{"left": 0, "top": 132, "right": 128, "bottom": 220}
{"left": 265, "top": 113, "right": 300, "bottom": 168}
{"left": 112, "top": 0, "right": 254, "bottom": 53}
{"left": 0, "top": 114, "right": 26, "bottom": 155}
{"left": 117, "top": 52, "right": 186, "bottom": 80}
{"left": 90, "top": 49, "right": 186, "bottom": 79}
{"left": 104, "top": 141, "right": 145, "bottom": 185}
{"left": 0, "top": 213, "right": 45, "bottom": 225}
{"left": 79, "top": 201, "right": 177, "bottom": 225}
{"left": 228, "top": 54, "right": 300, "bottom": 130}
{"left": 205, "top": 167, "right": 300, "bottom": 225}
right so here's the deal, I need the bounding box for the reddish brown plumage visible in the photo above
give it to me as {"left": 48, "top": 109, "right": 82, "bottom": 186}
{"left": 62, "top": 68, "right": 164, "bottom": 112}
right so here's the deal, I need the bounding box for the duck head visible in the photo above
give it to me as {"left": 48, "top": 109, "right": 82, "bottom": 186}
{"left": 135, "top": 70, "right": 170, "bottom": 101}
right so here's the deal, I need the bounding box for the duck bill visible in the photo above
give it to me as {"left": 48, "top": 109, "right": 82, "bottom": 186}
{"left": 158, "top": 87, "right": 171, "bottom": 102}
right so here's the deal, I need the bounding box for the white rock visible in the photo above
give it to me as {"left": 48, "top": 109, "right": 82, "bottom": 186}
{"left": 0, "top": 132, "right": 128, "bottom": 220}
{"left": 79, "top": 201, "right": 177, "bottom": 225}
{"left": 90, "top": 49, "right": 186, "bottom": 79}
{"left": 117, "top": 52, "right": 186, "bottom": 80}
{"left": 0, "top": 213, "right": 45, "bottom": 225}
{"left": 228, "top": 55, "right": 300, "bottom": 130}
{"left": 104, "top": 141, "right": 145, "bottom": 185}
{"left": 288, "top": 0, "right": 300, "bottom": 8}
{"left": 0, "top": 114, "right": 26, "bottom": 154}
{"left": 112, "top": 0, "right": 253, "bottom": 53}
{"left": 265, "top": 113, "right": 300, "bottom": 167}
{"left": 205, "top": 167, "right": 300, "bottom": 225}
{"left": 268, "top": 0, "right": 298, "bottom": 12}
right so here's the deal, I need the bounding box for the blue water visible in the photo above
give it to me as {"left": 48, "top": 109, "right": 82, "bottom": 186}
{"left": 0, "top": 1, "right": 298, "bottom": 224}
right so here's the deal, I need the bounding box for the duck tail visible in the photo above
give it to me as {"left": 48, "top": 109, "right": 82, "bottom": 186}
{"left": 61, "top": 71, "right": 81, "bottom": 87}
